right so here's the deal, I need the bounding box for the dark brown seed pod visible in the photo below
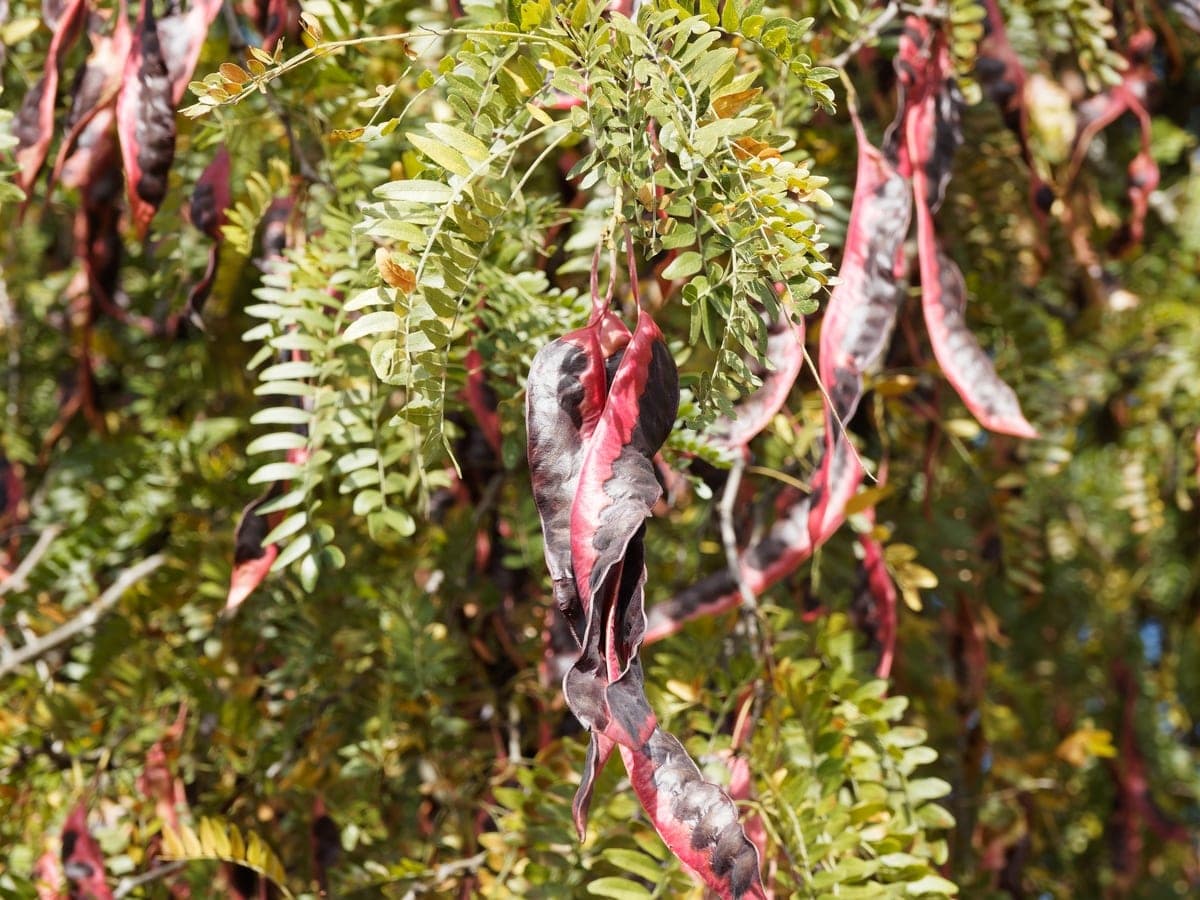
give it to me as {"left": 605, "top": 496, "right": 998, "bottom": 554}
{"left": 116, "top": 0, "right": 177, "bottom": 237}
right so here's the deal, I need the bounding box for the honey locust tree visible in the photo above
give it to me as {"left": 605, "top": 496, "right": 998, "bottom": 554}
{"left": 1, "top": 0, "right": 1199, "bottom": 897}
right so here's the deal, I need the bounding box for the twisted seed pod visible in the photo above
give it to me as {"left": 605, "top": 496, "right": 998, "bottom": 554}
{"left": 116, "top": 0, "right": 176, "bottom": 237}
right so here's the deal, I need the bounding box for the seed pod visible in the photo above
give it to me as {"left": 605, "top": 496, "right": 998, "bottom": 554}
{"left": 526, "top": 308, "right": 630, "bottom": 645}
{"left": 226, "top": 488, "right": 282, "bottom": 615}
{"left": 650, "top": 16, "right": 1036, "bottom": 654}
{"left": 855, "top": 508, "right": 898, "bottom": 679}
{"left": 0, "top": 454, "right": 24, "bottom": 567}
{"left": 13, "top": 0, "right": 86, "bottom": 192}
{"left": 1115, "top": 149, "right": 1159, "bottom": 253}
{"left": 76, "top": 138, "right": 125, "bottom": 308}
{"left": 0, "top": 0, "right": 9, "bottom": 67}
{"left": 527, "top": 303, "right": 765, "bottom": 899}
{"left": 261, "top": 0, "right": 294, "bottom": 52}
{"left": 903, "top": 18, "right": 1036, "bottom": 438}
{"left": 42, "top": 0, "right": 68, "bottom": 26}
{"left": 184, "top": 146, "right": 232, "bottom": 320}
{"left": 188, "top": 145, "right": 231, "bottom": 239}
{"left": 710, "top": 310, "right": 804, "bottom": 453}
{"left": 648, "top": 112, "right": 914, "bottom": 643}
{"left": 464, "top": 344, "right": 502, "bottom": 454}
{"left": 808, "top": 110, "right": 911, "bottom": 545}
{"left": 53, "top": 7, "right": 132, "bottom": 192}
{"left": 33, "top": 848, "right": 64, "bottom": 899}
{"left": 1174, "top": 0, "right": 1200, "bottom": 31}
{"left": 156, "top": 0, "right": 223, "bottom": 104}
{"left": 116, "top": 0, "right": 176, "bottom": 237}
{"left": 61, "top": 805, "right": 114, "bottom": 900}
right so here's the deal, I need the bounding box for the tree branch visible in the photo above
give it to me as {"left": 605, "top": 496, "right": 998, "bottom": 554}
{"left": 0, "top": 525, "right": 64, "bottom": 598}
{"left": 0, "top": 554, "right": 165, "bottom": 679}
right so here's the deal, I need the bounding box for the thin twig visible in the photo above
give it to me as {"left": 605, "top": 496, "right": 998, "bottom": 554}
{"left": 800, "top": 342, "right": 878, "bottom": 484}
{"left": 824, "top": 0, "right": 901, "bottom": 69}
{"left": 746, "top": 465, "right": 810, "bottom": 493}
{"left": 0, "top": 270, "right": 18, "bottom": 430}
{"left": 719, "top": 456, "right": 776, "bottom": 678}
{"left": 265, "top": 94, "right": 324, "bottom": 185}
{"left": 14, "top": 611, "right": 53, "bottom": 687}
{"left": 719, "top": 454, "right": 756, "bottom": 615}
{"left": 0, "top": 554, "right": 165, "bottom": 679}
{"left": 113, "top": 861, "right": 187, "bottom": 899}
{"left": 0, "top": 525, "right": 64, "bottom": 598}
{"left": 397, "top": 851, "right": 489, "bottom": 899}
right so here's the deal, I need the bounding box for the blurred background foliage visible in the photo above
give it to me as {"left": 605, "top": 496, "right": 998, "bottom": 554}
{"left": 1, "top": 0, "right": 1198, "bottom": 897}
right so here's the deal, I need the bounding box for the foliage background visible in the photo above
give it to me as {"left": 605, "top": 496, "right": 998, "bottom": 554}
{"left": 1, "top": 0, "right": 1198, "bottom": 897}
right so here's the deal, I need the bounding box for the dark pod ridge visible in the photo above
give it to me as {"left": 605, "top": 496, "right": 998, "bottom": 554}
{"left": 117, "top": 0, "right": 177, "bottom": 237}
{"left": 185, "top": 146, "right": 232, "bottom": 321}
{"left": 526, "top": 307, "right": 766, "bottom": 899}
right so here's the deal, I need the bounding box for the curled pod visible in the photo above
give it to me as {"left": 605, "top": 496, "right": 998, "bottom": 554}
{"left": 13, "top": 0, "right": 86, "bottom": 193}
{"left": 116, "top": 0, "right": 176, "bottom": 237}
{"left": 527, "top": 306, "right": 765, "bottom": 898}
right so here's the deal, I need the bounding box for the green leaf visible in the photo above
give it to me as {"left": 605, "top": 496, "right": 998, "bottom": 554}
{"left": 587, "top": 877, "right": 653, "bottom": 899}
{"left": 352, "top": 490, "right": 384, "bottom": 515}
{"left": 368, "top": 507, "right": 416, "bottom": 538}
{"left": 407, "top": 132, "right": 473, "bottom": 177}
{"left": 346, "top": 287, "right": 394, "bottom": 312}
{"left": 600, "top": 849, "right": 662, "bottom": 882}
{"left": 0, "top": 180, "right": 26, "bottom": 204}
{"left": 905, "top": 778, "right": 953, "bottom": 803}
{"left": 251, "top": 407, "right": 311, "bottom": 426}
{"left": 662, "top": 252, "right": 703, "bottom": 279}
{"left": 246, "top": 432, "right": 309, "bottom": 454}
{"left": 375, "top": 180, "right": 456, "bottom": 204}
{"left": 721, "top": 0, "right": 741, "bottom": 32}
{"left": 261, "top": 512, "right": 308, "bottom": 546}
{"left": 905, "top": 874, "right": 959, "bottom": 896}
{"left": 692, "top": 117, "right": 757, "bottom": 154}
{"left": 344, "top": 311, "right": 401, "bottom": 341}
{"left": 248, "top": 462, "right": 304, "bottom": 484}
{"left": 740, "top": 13, "right": 765, "bottom": 38}
{"left": 333, "top": 448, "right": 379, "bottom": 474}
{"left": 272, "top": 532, "right": 313, "bottom": 571}
{"left": 370, "top": 339, "right": 401, "bottom": 381}
{"left": 261, "top": 360, "right": 320, "bottom": 381}
{"left": 661, "top": 223, "right": 697, "bottom": 250}
{"left": 257, "top": 489, "right": 308, "bottom": 515}
{"left": 253, "top": 381, "right": 315, "bottom": 399}
{"left": 425, "top": 122, "right": 490, "bottom": 161}
{"left": 916, "top": 803, "right": 956, "bottom": 830}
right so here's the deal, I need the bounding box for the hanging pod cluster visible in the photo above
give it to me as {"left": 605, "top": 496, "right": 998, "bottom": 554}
{"left": 645, "top": 15, "right": 1039, "bottom": 648}
{"left": 525, "top": 274, "right": 766, "bottom": 898}
{"left": 521, "top": 22, "right": 1049, "bottom": 879}
{"left": 521, "top": 23, "right": 1042, "bottom": 893}
{"left": 14, "top": 0, "right": 226, "bottom": 236}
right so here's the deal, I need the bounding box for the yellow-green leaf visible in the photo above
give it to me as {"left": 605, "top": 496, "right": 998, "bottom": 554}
{"left": 407, "top": 133, "right": 473, "bottom": 177}
{"left": 425, "top": 123, "right": 489, "bottom": 161}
